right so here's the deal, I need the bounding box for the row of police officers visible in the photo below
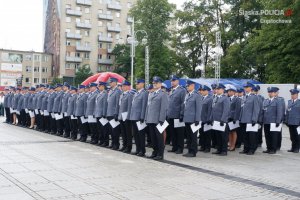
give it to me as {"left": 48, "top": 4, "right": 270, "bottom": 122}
{"left": 2, "top": 76, "right": 300, "bottom": 160}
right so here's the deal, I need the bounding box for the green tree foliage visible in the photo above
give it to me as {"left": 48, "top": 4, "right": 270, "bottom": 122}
{"left": 112, "top": 44, "right": 131, "bottom": 79}
{"left": 74, "top": 65, "right": 93, "bottom": 85}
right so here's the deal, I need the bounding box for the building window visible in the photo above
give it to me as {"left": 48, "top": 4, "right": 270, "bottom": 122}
{"left": 116, "top": 34, "right": 120, "bottom": 40}
{"left": 42, "top": 78, "right": 48, "bottom": 83}
{"left": 76, "top": 18, "right": 81, "bottom": 23}
{"left": 34, "top": 78, "right": 39, "bottom": 83}
{"left": 116, "top": 23, "right": 120, "bottom": 27}
{"left": 84, "top": 30, "right": 90, "bottom": 36}
{"left": 127, "top": 2, "right": 132, "bottom": 8}
{"left": 84, "top": 53, "right": 90, "bottom": 59}
{"left": 66, "top": 17, "right": 71, "bottom": 23}
{"left": 98, "top": 43, "right": 103, "bottom": 48}
{"left": 107, "top": 55, "right": 111, "bottom": 59}
{"left": 98, "top": 54, "right": 102, "bottom": 59}
{"left": 107, "top": 43, "right": 112, "bottom": 49}
{"left": 66, "top": 63, "right": 71, "bottom": 69}
{"left": 66, "top": 40, "right": 71, "bottom": 46}
{"left": 34, "top": 67, "right": 39, "bottom": 72}
{"left": 25, "top": 55, "right": 32, "bottom": 61}
{"left": 76, "top": 6, "right": 81, "bottom": 11}
{"left": 107, "top": 10, "right": 111, "bottom": 15}
{"left": 66, "top": 29, "right": 71, "bottom": 33}
{"left": 75, "top": 52, "right": 81, "bottom": 57}
{"left": 85, "top": 8, "right": 90, "bottom": 13}
{"left": 66, "top": 51, "right": 71, "bottom": 57}
{"left": 107, "top": 22, "right": 112, "bottom": 27}
{"left": 108, "top": 33, "right": 112, "bottom": 38}
{"left": 76, "top": 41, "right": 81, "bottom": 46}
{"left": 42, "top": 56, "right": 49, "bottom": 62}
{"left": 66, "top": 4, "right": 71, "bottom": 9}
{"left": 75, "top": 63, "right": 80, "bottom": 70}
{"left": 98, "top": 21, "right": 103, "bottom": 27}
{"left": 25, "top": 78, "right": 30, "bottom": 83}
{"left": 84, "top": 42, "right": 90, "bottom": 46}
{"left": 34, "top": 55, "right": 40, "bottom": 61}
{"left": 26, "top": 66, "right": 32, "bottom": 72}
{"left": 116, "top": 12, "right": 120, "bottom": 18}
{"left": 99, "top": 32, "right": 103, "bottom": 37}
{"left": 42, "top": 67, "right": 48, "bottom": 73}
{"left": 98, "top": 9, "right": 103, "bottom": 14}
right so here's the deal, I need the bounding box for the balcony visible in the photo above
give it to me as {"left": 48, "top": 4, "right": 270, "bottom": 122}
{"left": 76, "top": 44, "right": 92, "bottom": 52}
{"left": 107, "top": 26, "right": 121, "bottom": 32}
{"left": 107, "top": 3, "right": 122, "bottom": 10}
{"left": 107, "top": 48, "right": 113, "bottom": 53}
{"left": 66, "top": 9, "right": 82, "bottom": 16}
{"left": 76, "top": 0, "right": 92, "bottom": 6}
{"left": 127, "top": 17, "right": 133, "bottom": 23}
{"left": 66, "top": 32, "right": 82, "bottom": 39}
{"left": 98, "top": 59, "right": 113, "bottom": 65}
{"left": 76, "top": 22, "right": 92, "bottom": 29}
{"left": 98, "top": 13, "right": 113, "bottom": 20}
{"left": 98, "top": 36, "right": 113, "bottom": 43}
{"left": 66, "top": 56, "right": 82, "bottom": 63}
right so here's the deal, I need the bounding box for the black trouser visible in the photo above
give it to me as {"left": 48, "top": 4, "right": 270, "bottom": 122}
{"left": 132, "top": 120, "right": 146, "bottom": 154}
{"left": 145, "top": 126, "right": 151, "bottom": 146}
{"left": 120, "top": 120, "right": 132, "bottom": 150}
{"left": 0, "top": 104, "right": 4, "bottom": 116}
{"left": 257, "top": 126, "right": 263, "bottom": 145}
{"left": 5, "top": 107, "right": 10, "bottom": 123}
{"left": 70, "top": 118, "right": 78, "bottom": 139}
{"left": 169, "top": 119, "right": 184, "bottom": 152}
{"left": 36, "top": 112, "right": 41, "bottom": 129}
{"left": 215, "top": 126, "right": 228, "bottom": 153}
{"left": 25, "top": 112, "right": 30, "bottom": 127}
{"left": 20, "top": 109, "right": 26, "bottom": 126}
{"left": 97, "top": 120, "right": 109, "bottom": 145}
{"left": 288, "top": 125, "right": 300, "bottom": 151}
{"left": 17, "top": 113, "right": 21, "bottom": 124}
{"left": 148, "top": 123, "right": 165, "bottom": 157}
{"left": 264, "top": 124, "right": 279, "bottom": 152}
{"left": 40, "top": 114, "right": 45, "bottom": 131}
{"left": 50, "top": 114, "right": 57, "bottom": 133}
{"left": 211, "top": 130, "right": 217, "bottom": 148}
{"left": 200, "top": 127, "right": 211, "bottom": 151}
{"left": 43, "top": 115, "right": 50, "bottom": 132}
{"left": 185, "top": 123, "right": 198, "bottom": 155}
{"left": 107, "top": 117, "right": 120, "bottom": 148}
{"left": 88, "top": 122, "right": 98, "bottom": 142}
{"left": 241, "top": 123, "right": 257, "bottom": 153}
{"left": 63, "top": 116, "right": 71, "bottom": 136}
{"left": 277, "top": 130, "right": 282, "bottom": 150}
{"left": 236, "top": 126, "right": 243, "bottom": 147}
{"left": 56, "top": 116, "right": 64, "bottom": 135}
{"left": 166, "top": 119, "right": 172, "bottom": 144}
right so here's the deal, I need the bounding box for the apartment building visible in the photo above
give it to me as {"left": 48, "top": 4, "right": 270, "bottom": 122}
{"left": 44, "top": 0, "right": 135, "bottom": 83}
{"left": 0, "top": 49, "right": 53, "bottom": 87}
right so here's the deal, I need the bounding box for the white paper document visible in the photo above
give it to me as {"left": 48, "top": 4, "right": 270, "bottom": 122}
{"left": 228, "top": 121, "right": 240, "bottom": 131}
{"left": 121, "top": 112, "right": 128, "bottom": 121}
{"left": 212, "top": 121, "right": 226, "bottom": 132}
{"left": 51, "top": 113, "right": 55, "bottom": 118}
{"left": 34, "top": 109, "right": 39, "bottom": 114}
{"left": 55, "top": 113, "right": 63, "bottom": 120}
{"left": 16, "top": 111, "right": 20, "bottom": 115}
{"left": 64, "top": 112, "right": 68, "bottom": 117}
{"left": 246, "top": 123, "right": 259, "bottom": 132}
{"left": 109, "top": 119, "right": 120, "bottom": 128}
{"left": 80, "top": 116, "right": 88, "bottom": 124}
{"left": 71, "top": 115, "right": 77, "bottom": 120}
{"left": 203, "top": 124, "right": 212, "bottom": 132}
{"left": 136, "top": 121, "right": 147, "bottom": 131}
{"left": 25, "top": 109, "right": 29, "bottom": 113}
{"left": 174, "top": 119, "right": 185, "bottom": 128}
{"left": 270, "top": 123, "right": 282, "bottom": 132}
{"left": 99, "top": 117, "right": 109, "bottom": 126}
{"left": 29, "top": 111, "right": 35, "bottom": 118}
{"left": 40, "top": 111, "right": 44, "bottom": 115}
{"left": 156, "top": 120, "right": 169, "bottom": 134}
{"left": 88, "top": 115, "right": 97, "bottom": 123}
{"left": 44, "top": 110, "right": 49, "bottom": 116}
{"left": 191, "top": 123, "right": 201, "bottom": 133}
{"left": 297, "top": 126, "right": 300, "bottom": 135}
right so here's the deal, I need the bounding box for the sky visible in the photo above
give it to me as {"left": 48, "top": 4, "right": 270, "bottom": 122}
{"left": 0, "top": 0, "right": 183, "bottom": 52}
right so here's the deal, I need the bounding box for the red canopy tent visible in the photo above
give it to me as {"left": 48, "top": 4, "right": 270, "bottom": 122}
{"left": 81, "top": 72, "right": 125, "bottom": 86}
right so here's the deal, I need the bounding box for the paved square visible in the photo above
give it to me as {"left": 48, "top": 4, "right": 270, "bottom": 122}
{"left": 0, "top": 117, "right": 299, "bottom": 200}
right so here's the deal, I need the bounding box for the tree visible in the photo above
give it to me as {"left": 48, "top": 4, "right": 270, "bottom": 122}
{"left": 130, "top": 0, "right": 177, "bottom": 80}
{"left": 112, "top": 44, "right": 131, "bottom": 80}
{"left": 74, "top": 65, "right": 93, "bottom": 85}
{"left": 50, "top": 77, "right": 63, "bottom": 86}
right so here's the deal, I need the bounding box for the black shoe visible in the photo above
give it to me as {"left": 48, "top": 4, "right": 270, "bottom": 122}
{"left": 90, "top": 140, "right": 98, "bottom": 145}
{"left": 246, "top": 151, "right": 254, "bottom": 155}
{"left": 153, "top": 156, "right": 164, "bottom": 160}
{"left": 175, "top": 150, "right": 183, "bottom": 154}
{"left": 218, "top": 152, "right": 227, "bottom": 156}
{"left": 107, "top": 145, "right": 113, "bottom": 149}
{"left": 167, "top": 149, "right": 176, "bottom": 153}
{"left": 183, "top": 153, "right": 196, "bottom": 157}
{"left": 287, "top": 149, "right": 294, "bottom": 152}
{"left": 257, "top": 144, "right": 262, "bottom": 148}
{"left": 147, "top": 154, "right": 157, "bottom": 159}
{"left": 263, "top": 150, "right": 270, "bottom": 153}
{"left": 293, "top": 149, "right": 299, "bottom": 153}
{"left": 63, "top": 134, "right": 70, "bottom": 138}
{"left": 204, "top": 149, "right": 210, "bottom": 153}
{"left": 112, "top": 146, "right": 119, "bottom": 150}
{"left": 239, "top": 151, "right": 248, "bottom": 154}
{"left": 131, "top": 151, "right": 139, "bottom": 155}
{"left": 80, "top": 138, "right": 87, "bottom": 142}
{"left": 268, "top": 150, "right": 276, "bottom": 154}
{"left": 199, "top": 148, "right": 205, "bottom": 152}
{"left": 137, "top": 152, "right": 145, "bottom": 157}
{"left": 212, "top": 151, "right": 221, "bottom": 154}
{"left": 101, "top": 143, "right": 109, "bottom": 147}
{"left": 123, "top": 149, "right": 131, "bottom": 154}
{"left": 119, "top": 147, "right": 126, "bottom": 152}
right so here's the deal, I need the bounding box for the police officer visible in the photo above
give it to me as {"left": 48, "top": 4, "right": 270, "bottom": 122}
{"left": 167, "top": 75, "right": 186, "bottom": 154}
{"left": 199, "top": 85, "right": 213, "bottom": 153}
{"left": 285, "top": 89, "right": 300, "bottom": 153}
{"left": 227, "top": 85, "right": 239, "bottom": 151}
{"left": 118, "top": 80, "right": 133, "bottom": 153}
{"left": 27, "top": 87, "right": 36, "bottom": 129}
{"left": 3, "top": 88, "right": 11, "bottom": 123}
{"left": 16, "top": 88, "right": 25, "bottom": 126}
{"left": 94, "top": 82, "right": 108, "bottom": 146}
{"left": 145, "top": 76, "right": 168, "bottom": 160}
{"left": 12, "top": 88, "right": 21, "bottom": 125}
{"left": 23, "top": 87, "right": 31, "bottom": 127}
{"left": 253, "top": 85, "right": 264, "bottom": 147}
{"left": 262, "top": 87, "right": 283, "bottom": 154}
{"left": 53, "top": 84, "right": 64, "bottom": 136}
{"left": 41, "top": 86, "right": 51, "bottom": 132}
{"left": 211, "top": 83, "right": 218, "bottom": 148}
{"left": 47, "top": 86, "right": 57, "bottom": 134}
{"left": 235, "top": 88, "right": 244, "bottom": 148}
{"left": 239, "top": 82, "right": 260, "bottom": 155}
{"left": 36, "top": 84, "right": 46, "bottom": 130}
{"left": 106, "top": 78, "right": 122, "bottom": 150}
{"left": 74, "top": 85, "right": 88, "bottom": 142}
{"left": 61, "top": 82, "right": 71, "bottom": 138}
{"left": 67, "top": 86, "right": 78, "bottom": 140}
{"left": 212, "top": 83, "right": 230, "bottom": 156}
{"left": 85, "top": 82, "right": 99, "bottom": 144}
{"left": 274, "top": 88, "right": 285, "bottom": 150}
{"left": 182, "top": 80, "right": 201, "bottom": 157}
{"left": 129, "top": 79, "right": 148, "bottom": 156}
